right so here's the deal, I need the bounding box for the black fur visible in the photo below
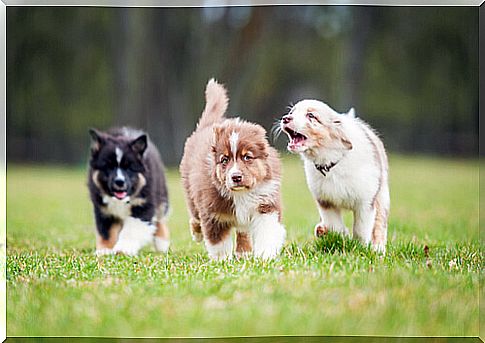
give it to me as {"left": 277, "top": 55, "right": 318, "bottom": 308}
{"left": 88, "top": 127, "right": 169, "bottom": 241}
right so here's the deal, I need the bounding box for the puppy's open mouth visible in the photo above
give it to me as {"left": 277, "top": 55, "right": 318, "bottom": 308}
{"left": 284, "top": 127, "right": 308, "bottom": 151}
{"left": 113, "top": 191, "right": 128, "bottom": 200}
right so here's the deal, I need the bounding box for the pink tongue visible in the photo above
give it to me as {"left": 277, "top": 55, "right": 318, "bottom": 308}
{"left": 114, "top": 191, "right": 127, "bottom": 199}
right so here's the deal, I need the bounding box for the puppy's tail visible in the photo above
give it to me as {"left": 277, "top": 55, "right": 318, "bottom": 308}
{"left": 197, "top": 78, "right": 228, "bottom": 130}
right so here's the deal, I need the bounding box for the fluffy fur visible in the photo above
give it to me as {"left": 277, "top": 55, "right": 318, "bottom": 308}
{"left": 180, "top": 79, "right": 286, "bottom": 260}
{"left": 88, "top": 127, "right": 170, "bottom": 255}
{"left": 280, "top": 99, "right": 390, "bottom": 253}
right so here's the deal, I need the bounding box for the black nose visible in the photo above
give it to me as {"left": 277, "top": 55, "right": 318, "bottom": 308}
{"left": 282, "top": 115, "right": 293, "bottom": 124}
{"left": 114, "top": 179, "right": 126, "bottom": 188}
{"left": 231, "top": 173, "right": 242, "bottom": 183}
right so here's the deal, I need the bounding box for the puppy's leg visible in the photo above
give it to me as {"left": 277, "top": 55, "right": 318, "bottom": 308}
{"left": 315, "top": 200, "right": 349, "bottom": 237}
{"left": 251, "top": 213, "right": 286, "bottom": 260}
{"left": 235, "top": 232, "right": 252, "bottom": 258}
{"left": 353, "top": 205, "right": 376, "bottom": 248}
{"left": 153, "top": 221, "right": 170, "bottom": 253}
{"left": 94, "top": 208, "right": 121, "bottom": 255}
{"left": 96, "top": 223, "right": 121, "bottom": 255}
{"left": 190, "top": 217, "right": 203, "bottom": 243}
{"left": 113, "top": 217, "right": 156, "bottom": 256}
{"left": 202, "top": 219, "right": 233, "bottom": 260}
{"left": 371, "top": 194, "right": 389, "bottom": 254}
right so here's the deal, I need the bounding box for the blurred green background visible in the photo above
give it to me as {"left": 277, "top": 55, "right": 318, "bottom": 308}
{"left": 6, "top": 6, "right": 478, "bottom": 165}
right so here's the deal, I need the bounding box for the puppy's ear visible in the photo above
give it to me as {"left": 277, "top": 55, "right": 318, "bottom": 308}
{"left": 89, "top": 128, "right": 105, "bottom": 152}
{"left": 340, "top": 137, "right": 353, "bottom": 150}
{"left": 211, "top": 125, "right": 223, "bottom": 153}
{"left": 130, "top": 134, "right": 148, "bottom": 156}
{"left": 330, "top": 127, "right": 353, "bottom": 150}
{"left": 347, "top": 107, "right": 356, "bottom": 118}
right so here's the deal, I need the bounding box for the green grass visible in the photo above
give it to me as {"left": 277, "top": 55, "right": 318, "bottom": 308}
{"left": 6, "top": 155, "right": 482, "bottom": 337}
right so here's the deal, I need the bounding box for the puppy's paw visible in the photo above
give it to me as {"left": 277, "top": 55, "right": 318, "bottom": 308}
{"left": 96, "top": 248, "right": 114, "bottom": 256}
{"left": 154, "top": 237, "right": 170, "bottom": 253}
{"left": 112, "top": 240, "right": 140, "bottom": 256}
{"left": 372, "top": 242, "right": 386, "bottom": 254}
{"left": 253, "top": 247, "right": 280, "bottom": 260}
{"left": 314, "top": 223, "right": 328, "bottom": 237}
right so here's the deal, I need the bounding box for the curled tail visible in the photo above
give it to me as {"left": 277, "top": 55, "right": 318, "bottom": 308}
{"left": 197, "top": 78, "right": 229, "bottom": 130}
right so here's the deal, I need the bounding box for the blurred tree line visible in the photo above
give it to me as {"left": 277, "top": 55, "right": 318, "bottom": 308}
{"left": 7, "top": 6, "right": 478, "bottom": 166}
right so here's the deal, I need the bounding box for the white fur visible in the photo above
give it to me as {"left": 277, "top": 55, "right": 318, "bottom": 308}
{"left": 153, "top": 237, "right": 170, "bottom": 253}
{"left": 251, "top": 212, "right": 286, "bottom": 259}
{"left": 231, "top": 180, "right": 285, "bottom": 259}
{"left": 95, "top": 248, "right": 115, "bottom": 256}
{"left": 230, "top": 131, "right": 239, "bottom": 157}
{"left": 115, "top": 147, "right": 123, "bottom": 164}
{"left": 113, "top": 217, "right": 156, "bottom": 255}
{"left": 102, "top": 195, "right": 131, "bottom": 219}
{"left": 231, "top": 180, "right": 280, "bottom": 226}
{"left": 287, "top": 99, "right": 389, "bottom": 252}
{"left": 205, "top": 232, "right": 233, "bottom": 260}
{"left": 115, "top": 168, "right": 125, "bottom": 182}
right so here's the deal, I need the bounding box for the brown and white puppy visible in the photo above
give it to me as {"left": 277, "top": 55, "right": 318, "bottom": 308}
{"left": 180, "top": 79, "right": 286, "bottom": 260}
{"left": 280, "top": 99, "right": 389, "bottom": 253}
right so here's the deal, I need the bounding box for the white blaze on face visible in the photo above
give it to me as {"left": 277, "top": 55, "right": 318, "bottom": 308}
{"left": 115, "top": 147, "right": 123, "bottom": 165}
{"left": 229, "top": 131, "right": 239, "bottom": 159}
{"left": 116, "top": 168, "right": 125, "bottom": 182}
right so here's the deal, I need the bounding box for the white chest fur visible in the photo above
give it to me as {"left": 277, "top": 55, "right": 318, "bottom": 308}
{"left": 102, "top": 195, "right": 132, "bottom": 219}
{"left": 303, "top": 151, "right": 379, "bottom": 210}
{"left": 231, "top": 180, "right": 279, "bottom": 229}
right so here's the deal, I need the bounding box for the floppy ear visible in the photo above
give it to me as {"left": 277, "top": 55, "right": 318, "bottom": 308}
{"left": 330, "top": 127, "right": 353, "bottom": 150}
{"left": 340, "top": 136, "right": 353, "bottom": 150}
{"left": 88, "top": 128, "right": 106, "bottom": 152}
{"left": 130, "top": 134, "right": 148, "bottom": 156}
{"left": 211, "top": 125, "right": 223, "bottom": 153}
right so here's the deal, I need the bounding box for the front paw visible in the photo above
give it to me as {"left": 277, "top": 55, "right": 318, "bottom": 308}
{"left": 253, "top": 247, "right": 280, "bottom": 260}
{"left": 112, "top": 240, "right": 141, "bottom": 256}
{"left": 314, "top": 223, "right": 329, "bottom": 237}
{"left": 96, "top": 248, "right": 115, "bottom": 256}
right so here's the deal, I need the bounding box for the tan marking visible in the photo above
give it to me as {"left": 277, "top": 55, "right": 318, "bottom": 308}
{"left": 154, "top": 222, "right": 170, "bottom": 241}
{"left": 307, "top": 107, "right": 317, "bottom": 113}
{"left": 213, "top": 212, "right": 235, "bottom": 223}
{"left": 236, "top": 232, "right": 252, "bottom": 257}
{"left": 92, "top": 170, "right": 103, "bottom": 190}
{"left": 372, "top": 198, "right": 388, "bottom": 247}
{"left": 132, "top": 173, "right": 146, "bottom": 197}
{"left": 96, "top": 223, "right": 122, "bottom": 250}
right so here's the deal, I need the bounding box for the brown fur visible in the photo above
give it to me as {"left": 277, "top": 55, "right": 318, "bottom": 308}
{"left": 236, "top": 232, "right": 252, "bottom": 256}
{"left": 154, "top": 222, "right": 170, "bottom": 241}
{"left": 180, "top": 80, "right": 282, "bottom": 252}
{"left": 96, "top": 223, "right": 121, "bottom": 250}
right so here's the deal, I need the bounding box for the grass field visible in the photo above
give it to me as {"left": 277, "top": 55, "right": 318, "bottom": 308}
{"left": 6, "top": 155, "right": 482, "bottom": 337}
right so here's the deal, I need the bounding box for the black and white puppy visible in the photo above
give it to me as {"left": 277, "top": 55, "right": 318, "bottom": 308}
{"left": 88, "top": 127, "right": 170, "bottom": 256}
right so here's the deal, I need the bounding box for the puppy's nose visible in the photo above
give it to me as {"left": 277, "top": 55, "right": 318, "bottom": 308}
{"left": 114, "top": 178, "right": 126, "bottom": 188}
{"left": 231, "top": 173, "right": 243, "bottom": 183}
{"left": 282, "top": 115, "right": 293, "bottom": 124}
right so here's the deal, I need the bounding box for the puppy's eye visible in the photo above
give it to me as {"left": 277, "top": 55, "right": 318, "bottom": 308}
{"left": 242, "top": 154, "right": 253, "bottom": 162}
{"left": 307, "top": 113, "right": 316, "bottom": 120}
{"left": 220, "top": 156, "right": 229, "bottom": 165}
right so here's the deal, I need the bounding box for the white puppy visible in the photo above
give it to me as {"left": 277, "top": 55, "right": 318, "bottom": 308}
{"left": 280, "top": 99, "right": 390, "bottom": 253}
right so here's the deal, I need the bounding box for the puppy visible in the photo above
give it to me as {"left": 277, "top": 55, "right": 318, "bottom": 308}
{"left": 180, "top": 79, "right": 286, "bottom": 260}
{"left": 280, "top": 100, "right": 389, "bottom": 253}
{"left": 88, "top": 127, "right": 170, "bottom": 255}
